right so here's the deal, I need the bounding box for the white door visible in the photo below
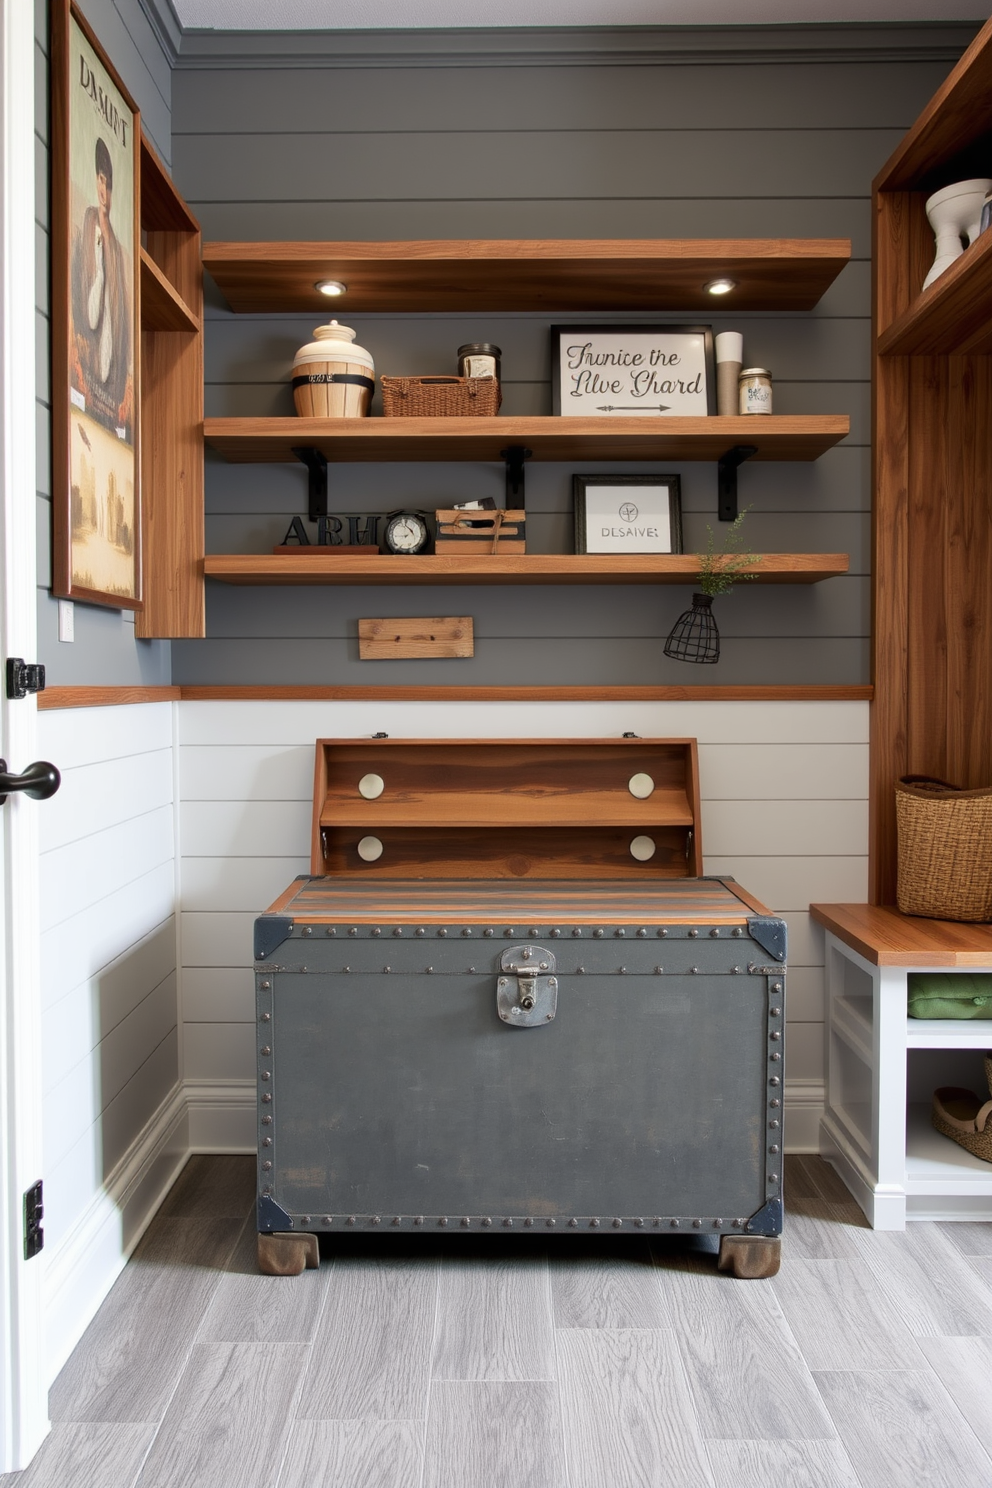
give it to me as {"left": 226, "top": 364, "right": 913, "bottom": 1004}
{"left": 0, "top": 0, "right": 49, "bottom": 1469}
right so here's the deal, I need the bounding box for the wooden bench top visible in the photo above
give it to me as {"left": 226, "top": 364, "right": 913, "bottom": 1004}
{"left": 810, "top": 903, "right": 992, "bottom": 966}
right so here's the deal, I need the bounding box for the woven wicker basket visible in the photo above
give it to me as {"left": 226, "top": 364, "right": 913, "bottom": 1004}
{"left": 896, "top": 775, "right": 992, "bottom": 921}
{"left": 380, "top": 375, "right": 501, "bottom": 418}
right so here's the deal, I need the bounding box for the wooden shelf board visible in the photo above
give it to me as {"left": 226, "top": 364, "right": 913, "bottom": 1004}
{"left": 203, "top": 415, "right": 849, "bottom": 465}
{"left": 204, "top": 552, "right": 849, "bottom": 586}
{"left": 812, "top": 903, "right": 992, "bottom": 966}
{"left": 140, "top": 248, "right": 199, "bottom": 333}
{"left": 202, "top": 238, "right": 850, "bottom": 314}
{"left": 140, "top": 132, "right": 199, "bottom": 234}
{"left": 877, "top": 226, "right": 992, "bottom": 356}
{"left": 874, "top": 18, "right": 992, "bottom": 191}
{"left": 320, "top": 791, "right": 694, "bottom": 828}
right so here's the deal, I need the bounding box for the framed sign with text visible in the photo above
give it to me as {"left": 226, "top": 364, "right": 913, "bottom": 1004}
{"left": 51, "top": 0, "right": 142, "bottom": 609}
{"left": 552, "top": 324, "right": 714, "bottom": 418}
{"left": 573, "top": 474, "right": 683, "bottom": 555}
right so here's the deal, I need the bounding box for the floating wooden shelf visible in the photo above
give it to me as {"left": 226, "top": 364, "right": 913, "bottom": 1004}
{"left": 877, "top": 227, "right": 992, "bottom": 356}
{"left": 202, "top": 238, "right": 851, "bottom": 315}
{"left": 203, "top": 415, "right": 849, "bottom": 466}
{"left": 203, "top": 552, "right": 850, "bottom": 587}
{"left": 140, "top": 248, "right": 199, "bottom": 334}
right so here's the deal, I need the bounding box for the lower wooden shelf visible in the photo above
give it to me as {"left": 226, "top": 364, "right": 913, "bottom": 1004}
{"left": 203, "top": 552, "right": 850, "bottom": 586}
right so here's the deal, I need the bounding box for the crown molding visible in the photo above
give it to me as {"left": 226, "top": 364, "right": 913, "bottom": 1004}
{"left": 169, "top": 20, "right": 978, "bottom": 69}
{"left": 139, "top": 0, "right": 184, "bottom": 65}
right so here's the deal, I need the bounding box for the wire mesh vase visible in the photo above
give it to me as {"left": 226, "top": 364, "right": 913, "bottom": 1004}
{"left": 664, "top": 592, "right": 720, "bottom": 664}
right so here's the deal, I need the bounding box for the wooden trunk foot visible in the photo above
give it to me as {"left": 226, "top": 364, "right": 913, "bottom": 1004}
{"left": 257, "top": 1231, "right": 320, "bottom": 1276}
{"left": 717, "top": 1234, "right": 781, "bottom": 1278}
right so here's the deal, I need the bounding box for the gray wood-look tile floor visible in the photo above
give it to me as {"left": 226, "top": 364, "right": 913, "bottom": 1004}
{"left": 6, "top": 1154, "right": 992, "bottom": 1488}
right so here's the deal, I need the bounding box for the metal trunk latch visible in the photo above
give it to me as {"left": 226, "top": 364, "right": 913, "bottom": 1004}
{"left": 497, "top": 945, "right": 557, "bottom": 1027}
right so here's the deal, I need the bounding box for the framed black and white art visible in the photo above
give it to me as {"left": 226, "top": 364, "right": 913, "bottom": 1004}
{"left": 552, "top": 325, "right": 714, "bottom": 418}
{"left": 573, "top": 475, "right": 683, "bottom": 555}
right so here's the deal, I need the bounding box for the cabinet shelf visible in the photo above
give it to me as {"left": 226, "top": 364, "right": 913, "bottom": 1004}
{"left": 204, "top": 552, "right": 849, "bottom": 587}
{"left": 202, "top": 237, "right": 851, "bottom": 315}
{"left": 140, "top": 248, "right": 199, "bottom": 334}
{"left": 877, "top": 226, "right": 992, "bottom": 356}
{"left": 203, "top": 415, "right": 849, "bottom": 466}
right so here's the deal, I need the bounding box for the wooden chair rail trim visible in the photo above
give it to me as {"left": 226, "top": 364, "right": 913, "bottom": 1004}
{"left": 38, "top": 684, "right": 873, "bottom": 709}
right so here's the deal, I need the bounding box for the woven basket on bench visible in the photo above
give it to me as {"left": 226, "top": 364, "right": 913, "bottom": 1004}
{"left": 380, "top": 375, "right": 501, "bottom": 418}
{"left": 896, "top": 775, "right": 992, "bottom": 921}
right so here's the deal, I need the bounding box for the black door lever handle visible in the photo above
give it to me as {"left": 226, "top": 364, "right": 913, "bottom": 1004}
{"left": 0, "top": 759, "right": 61, "bottom": 804}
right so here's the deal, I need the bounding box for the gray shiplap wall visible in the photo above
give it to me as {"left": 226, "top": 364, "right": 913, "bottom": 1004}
{"left": 35, "top": 0, "right": 173, "bottom": 685}
{"left": 169, "top": 33, "right": 962, "bottom": 687}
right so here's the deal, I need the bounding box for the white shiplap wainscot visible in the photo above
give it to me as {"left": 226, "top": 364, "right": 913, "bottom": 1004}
{"left": 37, "top": 702, "right": 186, "bottom": 1382}
{"left": 179, "top": 698, "right": 870, "bottom": 1155}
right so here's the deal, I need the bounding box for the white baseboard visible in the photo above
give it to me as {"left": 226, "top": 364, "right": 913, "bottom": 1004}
{"left": 185, "top": 1078, "right": 255, "bottom": 1152}
{"left": 42, "top": 1084, "right": 189, "bottom": 1385}
{"left": 784, "top": 1079, "right": 825, "bottom": 1153}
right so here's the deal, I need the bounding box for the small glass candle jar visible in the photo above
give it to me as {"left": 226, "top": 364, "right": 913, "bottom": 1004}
{"left": 739, "top": 367, "right": 772, "bottom": 415}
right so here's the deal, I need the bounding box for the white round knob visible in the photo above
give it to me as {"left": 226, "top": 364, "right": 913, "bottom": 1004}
{"left": 359, "top": 773, "right": 385, "bottom": 800}
{"left": 628, "top": 773, "right": 655, "bottom": 799}
{"left": 357, "top": 835, "right": 384, "bottom": 862}
{"left": 629, "top": 835, "right": 656, "bottom": 862}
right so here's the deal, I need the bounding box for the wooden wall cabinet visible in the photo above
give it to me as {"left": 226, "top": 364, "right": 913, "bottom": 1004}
{"left": 137, "top": 135, "right": 204, "bottom": 638}
{"left": 871, "top": 19, "right": 992, "bottom": 901}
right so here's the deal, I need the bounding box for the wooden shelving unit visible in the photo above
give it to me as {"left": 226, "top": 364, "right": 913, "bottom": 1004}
{"left": 202, "top": 237, "right": 850, "bottom": 314}
{"left": 202, "top": 236, "right": 852, "bottom": 596}
{"left": 871, "top": 17, "right": 992, "bottom": 904}
{"left": 204, "top": 552, "right": 849, "bottom": 587}
{"left": 203, "top": 414, "right": 849, "bottom": 467}
{"left": 138, "top": 134, "right": 204, "bottom": 638}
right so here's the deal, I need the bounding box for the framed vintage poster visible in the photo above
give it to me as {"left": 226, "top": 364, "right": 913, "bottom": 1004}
{"left": 551, "top": 325, "right": 714, "bottom": 418}
{"left": 51, "top": 0, "right": 141, "bottom": 609}
{"left": 573, "top": 474, "right": 683, "bottom": 555}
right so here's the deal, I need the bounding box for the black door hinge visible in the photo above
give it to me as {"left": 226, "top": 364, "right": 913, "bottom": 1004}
{"left": 24, "top": 1179, "right": 43, "bottom": 1259}
{"left": 6, "top": 659, "right": 46, "bottom": 700}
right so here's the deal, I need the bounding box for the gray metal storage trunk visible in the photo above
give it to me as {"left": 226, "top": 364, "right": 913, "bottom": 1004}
{"left": 253, "top": 739, "right": 785, "bottom": 1278}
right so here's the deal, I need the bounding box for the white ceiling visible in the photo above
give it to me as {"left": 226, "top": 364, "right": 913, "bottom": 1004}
{"left": 170, "top": 0, "right": 988, "bottom": 29}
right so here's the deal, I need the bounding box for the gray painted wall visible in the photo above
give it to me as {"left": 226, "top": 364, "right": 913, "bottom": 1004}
{"left": 168, "top": 31, "right": 962, "bottom": 687}
{"left": 35, "top": 0, "right": 173, "bottom": 685}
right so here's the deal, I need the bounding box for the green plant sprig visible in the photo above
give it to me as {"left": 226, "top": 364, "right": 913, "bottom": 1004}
{"left": 695, "top": 507, "right": 762, "bottom": 598}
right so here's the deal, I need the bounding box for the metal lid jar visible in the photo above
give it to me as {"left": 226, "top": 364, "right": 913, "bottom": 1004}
{"left": 457, "top": 342, "right": 501, "bottom": 381}
{"left": 739, "top": 367, "right": 772, "bottom": 416}
{"left": 292, "top": 321, "right": 375, "bottom": 418}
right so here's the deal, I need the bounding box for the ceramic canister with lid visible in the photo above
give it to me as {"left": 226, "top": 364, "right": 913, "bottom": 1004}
{"left": 291, "top": 321, "right": 375, "bottom": 417}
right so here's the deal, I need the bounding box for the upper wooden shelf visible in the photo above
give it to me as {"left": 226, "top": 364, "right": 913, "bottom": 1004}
{"left": 874, "top": 17, "right": 992, "bottom": 192}
{"left": 878, "top": 227, "right": 992, "bottom": 356}
{"left": 140, "top": 135, "right": 199, "bottom": 234}
{"left": 201, "top": 238, "right": 851, "bottom": 314}
{"left": 204, "top": 553, "right": 850, "bottom": 586}
{"left": 203, "top": 415, "right": 850, "bottom": 465}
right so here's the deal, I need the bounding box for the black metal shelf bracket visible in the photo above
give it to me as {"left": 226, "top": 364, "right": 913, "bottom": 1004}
{"left": 500, "top": 445, "right": 532, "bottom": 506}
{"left": 291, "top": 446, "right": 329, "bottom": 522}
{"left": 717, "top": 444, "right": 759, "bottom": 522}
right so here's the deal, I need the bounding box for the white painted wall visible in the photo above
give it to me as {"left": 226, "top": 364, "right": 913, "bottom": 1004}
{"left": 37, "top": 702, "right": 186, "bottom": 1381}
{"left": 178, "top": 698, "right": 870, "bottom": 1153}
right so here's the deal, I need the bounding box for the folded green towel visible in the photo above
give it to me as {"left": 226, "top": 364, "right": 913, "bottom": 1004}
{"left": 908, "top": 972, "right": 992, "bottom": 1019}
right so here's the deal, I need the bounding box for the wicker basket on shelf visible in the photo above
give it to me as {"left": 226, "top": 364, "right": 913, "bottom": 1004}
{"left": 380, "top": 375, "right": 501, "bottom": 418}
{"left": 896, "top": 775, "right": 992, "bottom": 922}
